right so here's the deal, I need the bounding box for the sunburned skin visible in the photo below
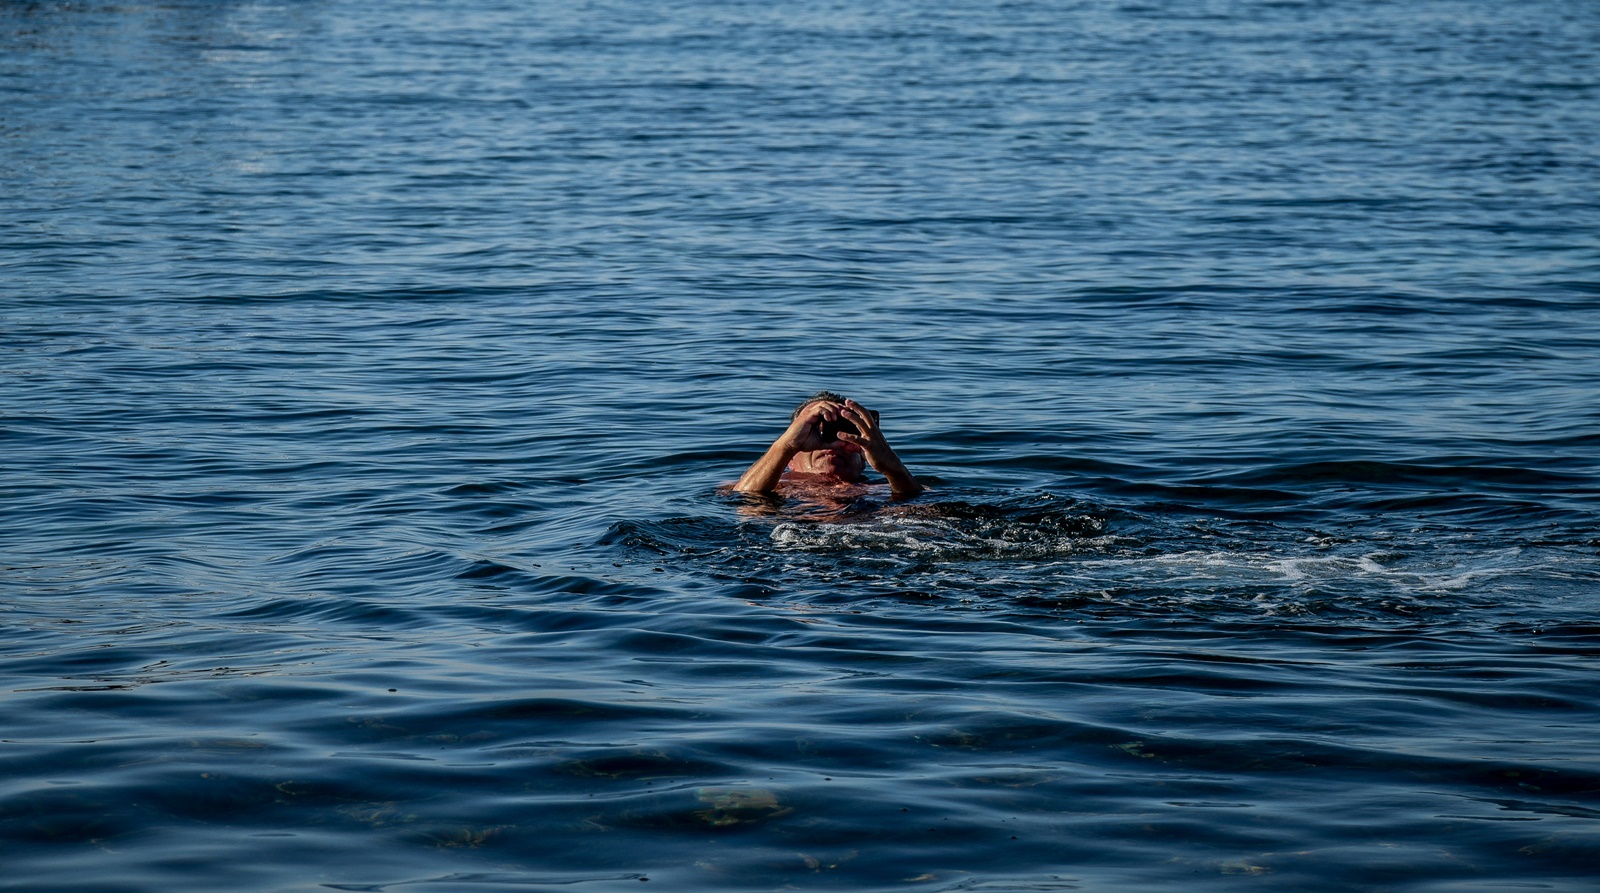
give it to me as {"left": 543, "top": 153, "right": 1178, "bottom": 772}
{"left": 733, "top": 477, "right": 881, "bottom": 523}
{"left": 732, "top": 391, "right": 923, "bottom": 501}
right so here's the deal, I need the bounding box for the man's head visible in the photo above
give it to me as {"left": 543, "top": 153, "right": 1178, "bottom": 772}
{"left": 792, "top": 391, "right": 877, "bottom": 426}
{"left": 791, "top": 390, "right": 847, "bottom": 421}
{"left": 789, "top": 390, "right": 868, "bottom": 482}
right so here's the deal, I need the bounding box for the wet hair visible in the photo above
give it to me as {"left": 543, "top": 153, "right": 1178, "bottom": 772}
{"left": 791, "top": 390, "right": 847, "bottom": 420}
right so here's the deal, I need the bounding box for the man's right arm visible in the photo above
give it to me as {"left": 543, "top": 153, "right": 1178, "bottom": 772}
{"left": 732, "top": 402, "right": 833, "bottom": 493}
{"left": 732, "top": 436, "right": 800, "bottom": 493}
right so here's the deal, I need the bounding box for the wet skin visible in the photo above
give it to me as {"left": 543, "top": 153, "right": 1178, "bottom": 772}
{"left": 733, "top": 397, "right": 923, "bottom": 499}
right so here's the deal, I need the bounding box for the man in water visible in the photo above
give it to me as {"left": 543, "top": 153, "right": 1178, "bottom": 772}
{"left": 733, "top": 391, "right": 923, "bottom": 499}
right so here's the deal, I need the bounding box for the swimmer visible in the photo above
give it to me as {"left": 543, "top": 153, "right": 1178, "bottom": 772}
{"left": 733, "top": 391, "right": 924, "bottom": 499}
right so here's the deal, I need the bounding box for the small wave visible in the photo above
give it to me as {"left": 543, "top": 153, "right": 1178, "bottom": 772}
{"left": 1211, "top": 459, "right": 1592, "bottom": 492}
{"left": 602, "top": 489, "right": 1599, "bottom": 626}
{"left": 769, "top": 507, "right": 1122, "bottom": 563}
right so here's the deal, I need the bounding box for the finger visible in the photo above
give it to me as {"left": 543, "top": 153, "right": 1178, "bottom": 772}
{"left": 801, "top": 403, "right": 836, "bottom": 424}
{"left": 842, "top": 403, "right": 875, "bottom": 431}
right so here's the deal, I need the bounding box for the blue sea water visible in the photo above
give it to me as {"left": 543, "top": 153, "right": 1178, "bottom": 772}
{"left": 3, "top": 0, "right": 1600, "bottom": 890}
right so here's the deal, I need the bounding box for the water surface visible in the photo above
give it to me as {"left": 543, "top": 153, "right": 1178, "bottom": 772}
{"left": 3, "top": 0, "right": 1599, "bottom": 890}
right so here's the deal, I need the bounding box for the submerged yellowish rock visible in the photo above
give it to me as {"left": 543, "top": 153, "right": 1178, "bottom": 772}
{"left": 693, "top": 787, "right": 792, "bottom": 827}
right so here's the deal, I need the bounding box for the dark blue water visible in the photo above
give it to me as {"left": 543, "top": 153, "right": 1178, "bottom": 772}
{"left": 4, "top": 1, "right": 1600, "bottom": 890}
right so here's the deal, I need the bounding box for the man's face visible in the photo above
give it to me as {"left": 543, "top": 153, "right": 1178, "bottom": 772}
{"left": 791, "top": 443, "right": 866, "bottom": 481}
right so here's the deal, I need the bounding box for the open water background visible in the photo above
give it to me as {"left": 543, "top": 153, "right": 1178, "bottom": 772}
{"left": 4, "top": 0, "right": 1600, "bottom": 890}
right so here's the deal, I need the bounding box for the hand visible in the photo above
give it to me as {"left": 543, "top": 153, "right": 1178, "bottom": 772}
{"left": 784, "top": 399, "right": 845, "bottom": 453}
{"left": 832, "top": 399, "right": 885, "bottom": 458}
{"left": 834, "top": 399, "right": 922, "bottom": 497}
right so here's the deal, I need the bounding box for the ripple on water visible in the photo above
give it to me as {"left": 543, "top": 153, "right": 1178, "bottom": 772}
{"left": 602, "top": 488, "right": 1598, "bottom": 630}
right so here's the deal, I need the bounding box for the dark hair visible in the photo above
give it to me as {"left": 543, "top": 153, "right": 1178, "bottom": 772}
{"left": 791, "top": 390, "right": 847, "bottom": 420}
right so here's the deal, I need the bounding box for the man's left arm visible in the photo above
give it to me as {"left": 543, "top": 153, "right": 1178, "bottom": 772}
{"left": 838, "top": 399, "right": 924, "bottom": 499}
